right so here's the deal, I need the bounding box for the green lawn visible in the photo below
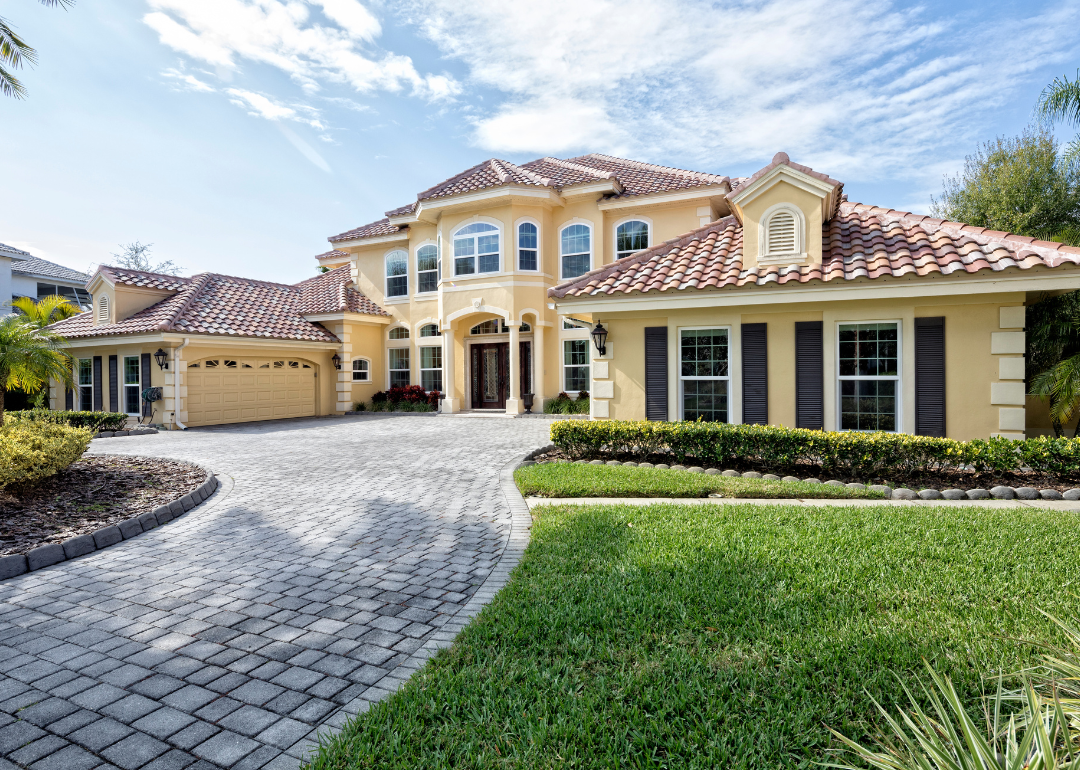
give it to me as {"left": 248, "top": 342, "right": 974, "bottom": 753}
{"left": 515, "top": 460, "right": 882, "bottom": 499}
{"left": 305, "top": 502, "right": 1080, "bottom": 769}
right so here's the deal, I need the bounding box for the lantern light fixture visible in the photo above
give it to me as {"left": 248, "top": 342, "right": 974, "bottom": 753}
{"left": 153, "top": 348, "right": 168, "bottom": 370}
{"left": 331, "top": 353, "right": 342, "bottom": 370}
{"left": 591, "top": 322, "right": 608, "bottom": 356}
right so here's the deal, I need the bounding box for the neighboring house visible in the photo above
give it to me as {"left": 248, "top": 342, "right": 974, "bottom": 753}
{"left": 0, "top": 241, "right": 91, "bottom": 310}
{"left": 45, "top": 151, "right": 1080, "bottom": 437}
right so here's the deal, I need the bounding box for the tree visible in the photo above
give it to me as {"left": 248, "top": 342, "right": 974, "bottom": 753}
{"left": 931, "top": 124, "right": 1080, "bottom": 246}
{"left": 11, "top": 295, "right": 81, "bottom": 328}
{"left": 1038, "top": 69, "right": 1080, "bottom": 165}
{"left": 110, "top": 241, "right": 184, "bottom": 276}
{"left": 1026, "top": 291, "right": 1080, "bottom": 435}
{"left": 0, "top": 0, "right": 74, "bottom": 99}
{"left": 0, "top": 316, "right": 73, "bottom": 425}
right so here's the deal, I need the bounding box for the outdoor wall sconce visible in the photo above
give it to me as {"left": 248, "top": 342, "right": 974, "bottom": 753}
{"left": 331, "top": 353, "right": 342, "bottom": 370}
{"left": 153, "top": 348, "right": 168, "bottom": 370}
{"left": 591, "top": 322, "right": 608, "bottom": 356}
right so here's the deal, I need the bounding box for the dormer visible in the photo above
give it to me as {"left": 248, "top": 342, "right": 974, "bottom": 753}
{"left": 86, "top": 266, "right": 188, "bottom": 326}
{"left": 726, "top": 152, "right": 843, "bottom": 269}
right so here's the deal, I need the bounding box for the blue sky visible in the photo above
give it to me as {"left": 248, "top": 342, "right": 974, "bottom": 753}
{"left": 2, "top": 0, "right": 1079, "bottom": 285}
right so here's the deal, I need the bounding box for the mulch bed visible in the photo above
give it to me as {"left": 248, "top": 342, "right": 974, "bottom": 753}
{"left": 0, "top": 456, "right": 205, "bottom": 556}
{"left": 531, "top": 448, "right": 1080, "bottom": 492}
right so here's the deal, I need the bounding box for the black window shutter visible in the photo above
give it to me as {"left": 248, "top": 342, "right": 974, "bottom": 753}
{"left": 915, "top": 317, "right": 946, "bottom": 437}
{"left": 141, "top": 353, "right": 152, "bottom": 417}
{"left": 795, "top": 321, "right": 824, "bottom": 429}
{"left": 65, "top": 387, "right": 73, "bottom": 410}
{"left": 108, "top": 355, "right": 119, "bottom": 413}
{"left": 644, "top": 327, "right": 668, "bottom": 421}
{"left": 741, "top": 323, "right": 768, "bottom": 424}
{"left": 92, "top": 356, "right": 103, "bottom": 411}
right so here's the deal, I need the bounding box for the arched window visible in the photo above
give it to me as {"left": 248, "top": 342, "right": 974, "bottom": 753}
{"left": 560, "top": 224, "right": 591, "bottom": 279}
{"left": 388, "top": 326, "right": 409, "bottom": 340}
{"left": 763, "top": 209, "right": 799, "bottom": 257}
{"left": 470, "top": 319, "right": 501, "bottom": 335}
{"left": 352, "top": 359, "right": 370, "bottom": 382}
{"left": 419, "top": 323, "right": 441, "bottom": 337}
{"left": 97, "top": 294, "right": 110, "bottom": 323}
{"left": 518, "top": 222, "right": 538, "bottom": 271}
{"left": 453, "top": 223, "right": 499, "bottom": 276}
{"left": 417, "top": 245, "right": 438, "bottom": 293}
{"left": 385, "top": 251, "right": 407, "bottom": 297}
{"left": 616, "top": 220, "right": 649, "bottom": 259}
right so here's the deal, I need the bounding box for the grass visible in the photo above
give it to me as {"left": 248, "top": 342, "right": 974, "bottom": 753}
{"left": 305, "top": 502, "right": 1080, "bottom": 770}
{"left": 514, "top": 461, "right": 883, "bottom": 499}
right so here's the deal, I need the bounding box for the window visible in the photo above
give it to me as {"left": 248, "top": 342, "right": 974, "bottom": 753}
{"left": 389, "top": 348, "right": 410, "bottom": 388}
{"left": 417, "top": 245, "right": 438, "bottom": 293}
{"left": 563, "top": 318, "right": 587, "bottom": 330}
{"left": 388, "top": 327, "right": 409, "bottom": 339}
{"left": 471, "top": 320, "right": 501, "bottom": 335}
{"left": 78, "top": 359, "right": 92, "bottom": 411}
{"left": 518, "top": 222, "right": 538, "bottom": 271}
{"left": 563, "top": 340, "right": 589, "bottom": 392}
{"left": 420, "top": 346, "right": 442, "bottom": 392}
{"left": 419, "top": 324, "right": 441, "bottom": 337}
{"left": 454, "top": 223, "right": 499, "bottom": 276}
{"left": 763, "top": 208, "right": 800, "bottom": 257}
{"left": 97, "top": 294, "right": 109, "bottom": 323}
{"left": 560, "top": 224, "right": 591, "bottom": 279}
{"left": 616, "top": 220, "right": 649, "bottom": 259}
{"left": 352, "top": 359, "right": 370, "bottom": 382}
{"left": 386, "top": 251, "right": 407, "bottom": 297}
{"left": 123, "top": 356, "right": 140, "bottom": 415}
{"left": 838, "top": 322, "right": 899, "bottom": 432}
{"left": 680, "top": 328, "right": 729, "bottom": 422}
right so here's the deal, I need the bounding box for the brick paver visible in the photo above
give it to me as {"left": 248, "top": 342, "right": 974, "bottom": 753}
{"left": 0, "top": 415, "right": 548, "bottom": 770}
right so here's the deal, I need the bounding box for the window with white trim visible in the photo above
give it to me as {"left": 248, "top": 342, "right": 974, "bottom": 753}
{"left": 388, "top": 348, "right": 410, "bottom": 388}
{"left": 420, "top": 346, "right": 442, "bottom": 392}
{"left": 563, "top": 318, "right": 587, "bottom": 330}
{"left": 417, "top": 245, "right": 438, "bottom": 293}
{"left": 470, "top": 320, "right": 500, "bottom": 335}
{"left": 560, "top": 224, "right": 591, "bottom": 279}
{"left": 352, "top": 359, "right": 370, "bottom": 382}
{"left": 97, "top": 295, "right": 109, "bottom": 323}
{"left": 78, "top": 359, "right": 93, "bottom": 411}
{"left": 518, "top": 222, "right": 538, "bottom": 271}
{"left": 563, "top": 340, "right": 589, "bottom": 392}
{"left": 386, "top": 251, "right": 407, "bottom": 297}
{"left": 763, "top": 208, "right": 800, "bottom": 258}
{"left": 680, "top": 328, "right": 729, "bottom": 422}
{"left": 123, "top": 356, "right": 141, "bottom": 415}
{"left": 388, "top": 327, "right": 409, "bottom": 340}
{"left": 419, "top": 323, "right": 441, "bottom": 337}
{"left": 838, "top": 322, "right": 899, "bottom": 432}
{"left": 454, "top": 223, "right": 499, "bottom": 276}
{"left": 616, "top": 220, "right": 649, "bottom": 259}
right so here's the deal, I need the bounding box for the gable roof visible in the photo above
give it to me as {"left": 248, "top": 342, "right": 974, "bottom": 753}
{"left": 11, "top": 255, "right": 89, "bottom": 284}
{"left": 50, "top": 265, "right": 387, "bottom": 341}
{"left": 0, "top": 242, "right": 32, "bottom": 260}
{"left": 549, "top": 201, "right": 1080, "bottom": 299}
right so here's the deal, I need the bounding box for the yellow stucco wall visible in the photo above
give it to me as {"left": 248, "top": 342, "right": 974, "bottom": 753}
{"left": 738, "top": 179, "right": 824, "bottom": 268}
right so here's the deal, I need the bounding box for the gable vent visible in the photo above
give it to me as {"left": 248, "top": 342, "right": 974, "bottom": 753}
{"left": 97, "top": 295, "right": 109, "bottom": 323}
{"left": 766, "top": 211, "right": 797, "bottom": 254}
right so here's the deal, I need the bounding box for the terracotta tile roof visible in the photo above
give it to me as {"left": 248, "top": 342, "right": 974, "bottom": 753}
{"left": 11, "top": 255, "right": 89, "bottom": 283}
{"left": 50, "top": 265, "right": 386, "bottom": 341}
{"left": 728, "top": 152, "right": 843, "bottom": 216}
{"left": 98, "top": 266, "right": 191, "bottom": 292}
{"left": 385, "top": 202, "right": 417, "bottom": 217}
{"left": 559, "top": 154, "right": 729, "bottom": 198}
{"left": 314, "top": 249, "right": 349, "bottom": 261}
{"left": 549, "top": 201, "right": 1080, "bottom": 299}
{"left": 416, "top": 158, "right": 553, "bottom": 203}
{"left": 328, "top": 218, "right": 405, "bottom": 243}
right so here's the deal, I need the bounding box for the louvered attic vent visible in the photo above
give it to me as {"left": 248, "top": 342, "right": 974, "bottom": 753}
{"left": 97, "top": 295, "right": 109, "bottom": 323}
{"left": 767, "top": 211, "right": 797, "bottom": 254}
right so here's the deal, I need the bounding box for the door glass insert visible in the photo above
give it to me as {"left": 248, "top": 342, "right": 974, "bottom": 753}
{"left": 483, "top": 349, "right": 498, "bottom": 401}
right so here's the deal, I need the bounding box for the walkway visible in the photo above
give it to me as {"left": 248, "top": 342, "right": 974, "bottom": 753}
{"left": 0, "top": 415, "right": 549, "bottom": 770}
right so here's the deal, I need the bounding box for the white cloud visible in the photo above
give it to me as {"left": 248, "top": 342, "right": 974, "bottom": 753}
{"left": 162, "top": 67, "right": 216, "bottom": 92}
{"left": 226, "top": 88, "right": 327, "bottom": 130}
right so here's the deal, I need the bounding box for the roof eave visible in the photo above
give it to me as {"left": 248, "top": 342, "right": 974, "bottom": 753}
{"left": 331, "top": 231, "right": 410, "bottom": 248}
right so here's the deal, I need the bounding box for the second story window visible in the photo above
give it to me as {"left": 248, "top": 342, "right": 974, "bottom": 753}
{"left": 386, "top": 251, "right": 407, "bottom": 298}
{"left": 417, "top": 245, "right": 438, "bottom": 293}
{"left": 616, "top": 220, "right": 649, "bottom": 259}
{"left": 388, "top": 326, "right": 409, "bottom": 340}
{"left": 419, "top": 324, "right": 441, "bottom": 337}
{"left": 560, "top": 224, "right": 591, "bottom": 279}
{"left": 454, "top": 223, "right": 499, "bottom": 276}
{"left": 518, "top": 222, "right": 538, "bottom": 271}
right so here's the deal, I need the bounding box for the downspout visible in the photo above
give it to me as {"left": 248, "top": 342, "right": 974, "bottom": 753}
{"left": 173, "top": 337, "right": 190, "bottom": 430}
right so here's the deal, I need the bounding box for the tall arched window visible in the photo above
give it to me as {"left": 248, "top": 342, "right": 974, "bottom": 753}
{"left": 385, "top": 251, "right": 407, "bottom": 297}
{"left": 417, "top": 245, "right": 438, "bottom": 293}
{"left": 616, "top": 220, "right": 649, "bottom": 259}
{"left": 763, "top": 208, "right": 800, "bottom": 257}
{"left": 518, "top": 222, "right": 538, "bottom": 271}
{"left": 453, "top": 223, "right": 499, "bottom": 276}
{"left": 560, "top": 224, "right": 591, "bottom": 279}
{"left": 97, "top": 294, "right": 110, "bottom": 323}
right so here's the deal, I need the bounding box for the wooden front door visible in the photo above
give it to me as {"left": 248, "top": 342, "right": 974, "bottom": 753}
{"left": 471, "top": 343, "right": 508, "bottom": 409}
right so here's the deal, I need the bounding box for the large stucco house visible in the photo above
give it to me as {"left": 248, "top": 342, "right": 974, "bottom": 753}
{"left": 47, "top": 152, "right": 1080, "bottom": 438}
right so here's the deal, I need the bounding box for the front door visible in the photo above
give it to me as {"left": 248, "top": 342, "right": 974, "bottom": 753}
{"left": 471, "top": 343, "right": 507, "bottom": 409}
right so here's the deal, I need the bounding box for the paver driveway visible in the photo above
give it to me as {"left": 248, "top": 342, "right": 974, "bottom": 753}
{"left": 0, "top": 415, "right": 550, "bottom": 770}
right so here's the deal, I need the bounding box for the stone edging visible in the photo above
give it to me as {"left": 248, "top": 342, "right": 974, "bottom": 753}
{"left": 95, "top": 427, "right": 160, "bottom": 439}
{"left": 0, "top": 456, "right": 221, "bottom": 581}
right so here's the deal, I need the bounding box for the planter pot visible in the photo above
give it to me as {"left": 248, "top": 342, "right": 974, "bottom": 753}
{"left": 523, "top": 393, "right": 535, "bottom": 414}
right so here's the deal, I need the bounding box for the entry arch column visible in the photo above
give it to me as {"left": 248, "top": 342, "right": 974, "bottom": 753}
{"left": 441, "top": 321, "right": 461, "bottom": 413}
{"left": 506, "top": 323, "right": 523, "bottom": 414}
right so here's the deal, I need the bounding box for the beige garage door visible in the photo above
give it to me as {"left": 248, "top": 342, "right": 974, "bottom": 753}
{"left": 186, "top": 357, "right": 316, "bottom": 427}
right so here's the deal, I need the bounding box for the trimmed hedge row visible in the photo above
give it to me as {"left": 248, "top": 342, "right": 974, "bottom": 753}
{"left": 549, "top": 420, "right": 1080, "bottom": 478}
{"left": 0, "top": 421, "right": 92, "bottom": 490}
{"left": 7, "top": 409, "right": 128, "bottom": 432}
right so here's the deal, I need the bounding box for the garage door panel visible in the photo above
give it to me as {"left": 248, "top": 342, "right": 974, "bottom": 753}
{"left": 186, "top": 357, "right": 317, "bottom": 427}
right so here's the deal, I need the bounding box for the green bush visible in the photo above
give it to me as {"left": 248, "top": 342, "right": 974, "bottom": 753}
{"left": 7, "top": 409, "right": 128, "bottom": 432}
{"left": 544, "top": 392, "right": 590, "bottom": 415}
{"left": 0, "top": 421, "right": 92, "bottom": 489}
{"left": 549, "top": 420, "right": 1080, "bottom": 479}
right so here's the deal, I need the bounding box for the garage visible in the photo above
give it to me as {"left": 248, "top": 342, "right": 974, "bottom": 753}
{"left": 185, "top": 357, "right": 317, "bottom": 427}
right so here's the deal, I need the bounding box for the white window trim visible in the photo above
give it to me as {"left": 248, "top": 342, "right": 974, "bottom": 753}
{"left": 77, "top": 358, "right": 93, "bottom": 411}
{"left": 385, "top": 249, "right": 409, "bottom": 300}
{"left": 757, "top": 203, "right": 807, "bottom": 265}
{"left": 387, "top": 347, "right": 411, "bottom": 389}
{"left": 835, "top": 319, "right": 902, "bottom": 433}
{"left": 558, "top": 220, "right": 594, "bottom": 281}
{"left": 351, "top": 357, "right": 371, "bottom": 382}
{"left": 514, "top": 217, "right": 541, "bottom": 273}
{"left": 122, "top": 355, "right": 141, "bottom": 416}
{"left": 414, "top": 241, "right": 439, "bottom": 296}
{"left": 386, "top": 323, "right": 411, "bottom": 342}
{"left": 613, "top": 216, "right": 652, "bottom": 260}
{"left": 451, "top": 219, "right": 503, "bottom": 277}
{"left": 677, "top": 325, "right": 733, "bottom": 423}
{"left": 418, "top": 323, "right": 442, "bottom": 338}
{"left": 419, "top": 344, "right": 443, "bottom": 392}
{"left": 562, "top": 338, "right": 590, "bottom": 394}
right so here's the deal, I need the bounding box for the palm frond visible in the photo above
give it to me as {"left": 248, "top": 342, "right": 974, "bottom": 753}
{"left": 38, "top": 0, "right": 75, "bottom": 7}
{"left": 1030, "top": 354, "right": 1080, "bottom": 426}
{"left": 1038, "top": 70, "right": 1080, "bottom": 127}
{"left": 0, "top": 61, "right": 26, "bottom": 99}
{"left": 0, "top": 16, "right": 36, "bottom": 69}
{"left": 11, "top": 295, "right": 82, "bottom": 328}
{"left": 0, "top": 316, "right": 74, "bottom": 392}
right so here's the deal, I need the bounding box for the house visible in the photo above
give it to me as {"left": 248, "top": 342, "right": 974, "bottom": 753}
{"left": 1, "top": 242, "right": 91, "bottom": 310}
{"left": 45, "top": 152, "right": 1080, "bottom": 437}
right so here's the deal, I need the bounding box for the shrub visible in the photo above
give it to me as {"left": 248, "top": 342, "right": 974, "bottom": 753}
{"left": 7, "top": 409, "right": 128, "bottom": 432}
{"left": 354, "top": 402, "right": 366, "bottom": 412}
{"left": 545, "top": 392, "right": 590, "bottom": 415}
{"left": 372, "top": 387, "right": 440, "bottom": 409}
{"left": 0, "top": 421, "right": 92, "bottom": 490}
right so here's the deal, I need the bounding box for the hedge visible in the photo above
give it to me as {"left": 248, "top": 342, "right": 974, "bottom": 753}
{"left": 549, "top": 420, "right": 1080, "bottom": 478}
{"left": 7, "top": 409, "right": 128, "bottom": 432}
{"left": 0, "top": 421, "right": 92, "bottom": 490}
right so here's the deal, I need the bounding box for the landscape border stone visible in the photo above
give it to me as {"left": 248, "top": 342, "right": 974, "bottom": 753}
{"left": 94, "top": 427, "right": 160, "bottom": 439}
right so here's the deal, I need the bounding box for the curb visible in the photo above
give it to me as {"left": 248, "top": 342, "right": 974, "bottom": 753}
{"left": 0, "top": 456, "right": 221, "bottom": 581}
{"left": 524, "top": 496, "right": 1080, "bottom": 511}
{"left": 95, "top": 427, "right": 160, "bottom": 439}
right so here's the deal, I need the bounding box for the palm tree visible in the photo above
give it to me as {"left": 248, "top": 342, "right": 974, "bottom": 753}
{"left": 1027, "top": 291, "right": 1080, "bottom": 434}
{"left": 1038, "top": 69, "right": 1080, "bottom": 165}
{"left": 11, "top": 295, "right": 82, "bottom": 328}
{"left": 0, "top": 315, "right": 73, "bottom": 426}
{"left": 1, "top": 0, "right": 74, "bottom": 99}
